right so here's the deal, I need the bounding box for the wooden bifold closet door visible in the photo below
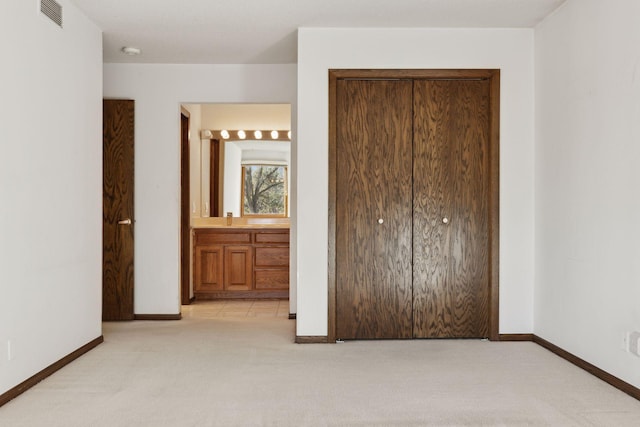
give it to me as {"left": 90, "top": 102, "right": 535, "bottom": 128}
{"left": 335, "top": 80, "right": 414, "bottom": 339}
{"left": 333, "top": 71, "right": 497, "bottom": 341}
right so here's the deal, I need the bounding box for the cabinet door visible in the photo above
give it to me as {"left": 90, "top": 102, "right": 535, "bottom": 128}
{"left": 194, "top": 245, "right": 224, "bottom": 291}
{"left": 224, "top": 246, "right": 253, "bottom": 291}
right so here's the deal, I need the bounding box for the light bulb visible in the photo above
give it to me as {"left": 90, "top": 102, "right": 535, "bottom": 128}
{"left": 287, "top": 131, "right": 291, "bottom": 139}
{"left": 220, "top": 130, "right": 230, "bottom": 139}
{"left": 254, "top": 130, "right": 262, "bottom": 139}
{"left": 237, "top": 130, "right": 246, "bottom": 139}
{"left": 271, "top": 130, "right": 279, "bottom": 139}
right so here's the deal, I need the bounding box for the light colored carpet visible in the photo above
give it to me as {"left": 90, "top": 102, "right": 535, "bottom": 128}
{"left": 1, "top": 302, "right": 640, "bottom": 426}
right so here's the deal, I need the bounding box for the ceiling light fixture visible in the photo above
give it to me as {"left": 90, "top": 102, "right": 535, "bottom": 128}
{"left": 121, "top": 46, "right": 141, "bottom": 56}
{"left": 207, "top": 129, "right": 290, "bottom": 140}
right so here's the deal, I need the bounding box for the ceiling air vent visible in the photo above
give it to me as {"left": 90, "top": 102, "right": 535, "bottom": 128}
{"left": 41, "top": 0, "right": 62, "bottom": 28}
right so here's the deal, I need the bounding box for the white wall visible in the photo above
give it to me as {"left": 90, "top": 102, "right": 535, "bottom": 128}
{"left": 201, "top": 104, "right": 291, "bottom": 130}
{"left": 535, "top": 0, "right": 640, "bottom": 388}
{"left": 297, "top": 28, "right": 535, "bottom": 336}
{"left": 103, "top": 64, "right": 298, "bottom": 315}
{"left": 0, "top": 0, "right": 102, "bottom": 394}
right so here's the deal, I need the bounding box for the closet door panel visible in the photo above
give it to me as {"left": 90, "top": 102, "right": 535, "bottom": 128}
{"left": 413, "top": 81, "right": 454, "bottom": 337}
{"left": 449, "top": 80, "right": 490, "bottom": 338}
{"left": 413, "top": 80, "right": 490, "bottom": 338}
{"left": 335, "top": 79, "right": 413, "bottom": 339}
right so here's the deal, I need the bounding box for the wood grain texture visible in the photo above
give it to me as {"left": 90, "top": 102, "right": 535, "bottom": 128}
{"left": 413, "top": 80, "right": 490, "bottom": 338}
{"left": 499, "top": 334, "right": 534, "bottom": 341}
{"left": 327, "top": 71, "right": 339, "bottom": 343}
{"left": 194, "top": 245, "right": 224, "bottom": 291}
{"left": 210, "top": 138, "right": 221, "bottom": 217}
{"left": 192, "top": 228, "right": 289, "bottom": 299}
{"left": 330, "top": 69, "right": 498, "bottom": 80}
{"left": 255, "top": 270, "right": 289, "bottom": 289}
{"left": 224, "top": 246, "right": 253, "bottom": 290}
{"left": 181, "top": 113, "right": 191, "bottom": 305}
{"left": 134, "top": 314, "right": 182, "bottom": 321}
{"left": 255, "top": 247, "right": 289, "bottom": 267}
{"left": 195, "top": 231, "right": 251, "bottom": 245}
{"left": 335, "top": 79, "right": 414, "bottom": 340}
{"left": 255, "top": 232, "right": 289, "bottom": 243}
{"left": 412, "top": 80, "right": 453, "bottom": 338}
{"left": 103, "top": 99, "right": 134, "bottom": 321}
{"left": 328, "top": 70, "right": 500, "bottom": 342}
{"left": 488, "top": 71, "right": 501, "bottom": 341}
{"left": 195, "top": 291, "right": 288, "bottom": 299}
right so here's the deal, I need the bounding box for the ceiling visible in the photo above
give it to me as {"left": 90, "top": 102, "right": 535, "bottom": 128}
{"left": 71, "top": 0, "right": 566, "bottom": 64}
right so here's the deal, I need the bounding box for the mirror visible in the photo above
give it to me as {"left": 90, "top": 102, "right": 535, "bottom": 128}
{"left": 221, "top": 139, "right": 290, "bottom": 217}
{"left": 187, "top": 103, "right": 291, "bottom": 218}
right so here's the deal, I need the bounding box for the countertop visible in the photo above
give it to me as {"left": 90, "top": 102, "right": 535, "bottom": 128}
{"left": 191, "top": 217, "right": 290, "bottom": 229}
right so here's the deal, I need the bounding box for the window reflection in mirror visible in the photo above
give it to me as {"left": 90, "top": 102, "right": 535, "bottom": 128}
{"left": 241, "top": 165, "right": 288, "bottom": 217}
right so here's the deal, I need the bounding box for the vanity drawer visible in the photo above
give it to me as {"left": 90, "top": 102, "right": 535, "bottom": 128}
{"left": 255, "top": 270, "right": 289, "bottom": 289}
{"left": 255, "top": 231, "right": 289, "bottom": 244}
{"left": 255, "top": 247, "right": 289, "bottom": 267}
{"left": 195, "top": 231, "right": 251, "bottom": 245}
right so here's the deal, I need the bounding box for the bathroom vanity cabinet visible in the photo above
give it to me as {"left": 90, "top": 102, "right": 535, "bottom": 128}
{"left": 193, "top": 227, "right": 289, "bottom": 299}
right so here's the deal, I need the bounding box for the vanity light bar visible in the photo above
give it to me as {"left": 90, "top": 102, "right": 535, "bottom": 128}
{"left": 204, "top": 129, "right": 291, "bottom": 141}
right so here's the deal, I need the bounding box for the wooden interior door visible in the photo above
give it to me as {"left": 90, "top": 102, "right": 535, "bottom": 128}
{"left": 210, "top": 139, "right": 220, "bottom": 217}
{"left": 103, "top": 99, "right": 135, "bottom": 321}
{"left": 181, "top": 112, "right": 191, "bottom": 305}
{"left": 335, "top": 80, "right": 414, "bottom": 339}
{"left": 412, "top": 80, "right": 490, "bottom": 338}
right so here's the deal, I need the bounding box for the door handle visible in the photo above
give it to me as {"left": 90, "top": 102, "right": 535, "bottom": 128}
{"left": 118, "top": 218, "right": 132, "bottom": 225}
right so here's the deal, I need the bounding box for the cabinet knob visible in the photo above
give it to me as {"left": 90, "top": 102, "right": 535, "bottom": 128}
{"left": 442, "top": 217, "right": 449, "bottom": 224}
{"left": 377, "top": 218, "right": 384, "bottom": 224}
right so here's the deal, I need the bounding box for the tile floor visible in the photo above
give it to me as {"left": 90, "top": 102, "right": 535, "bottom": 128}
{"left": 181, "top": 299, "right": 290, "bottom": 318}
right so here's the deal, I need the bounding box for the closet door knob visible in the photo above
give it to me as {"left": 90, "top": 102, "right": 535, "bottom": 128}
{"left": 377, "top": 218, "right": 384, "bottom": 224}
{"left": 442, "top": 217, "right": 449, "bottom": 224}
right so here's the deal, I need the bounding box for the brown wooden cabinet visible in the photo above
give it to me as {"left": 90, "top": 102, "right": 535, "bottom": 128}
{"left": 193, "top": 228, "right": 289, "bottom": 299}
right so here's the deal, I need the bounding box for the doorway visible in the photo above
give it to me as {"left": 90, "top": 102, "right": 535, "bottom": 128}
{"left": 327, "top": 69, "right": 500, "bottom": 341}
{"left": 179, "top": 103, "right": 293, "bottom": 309}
